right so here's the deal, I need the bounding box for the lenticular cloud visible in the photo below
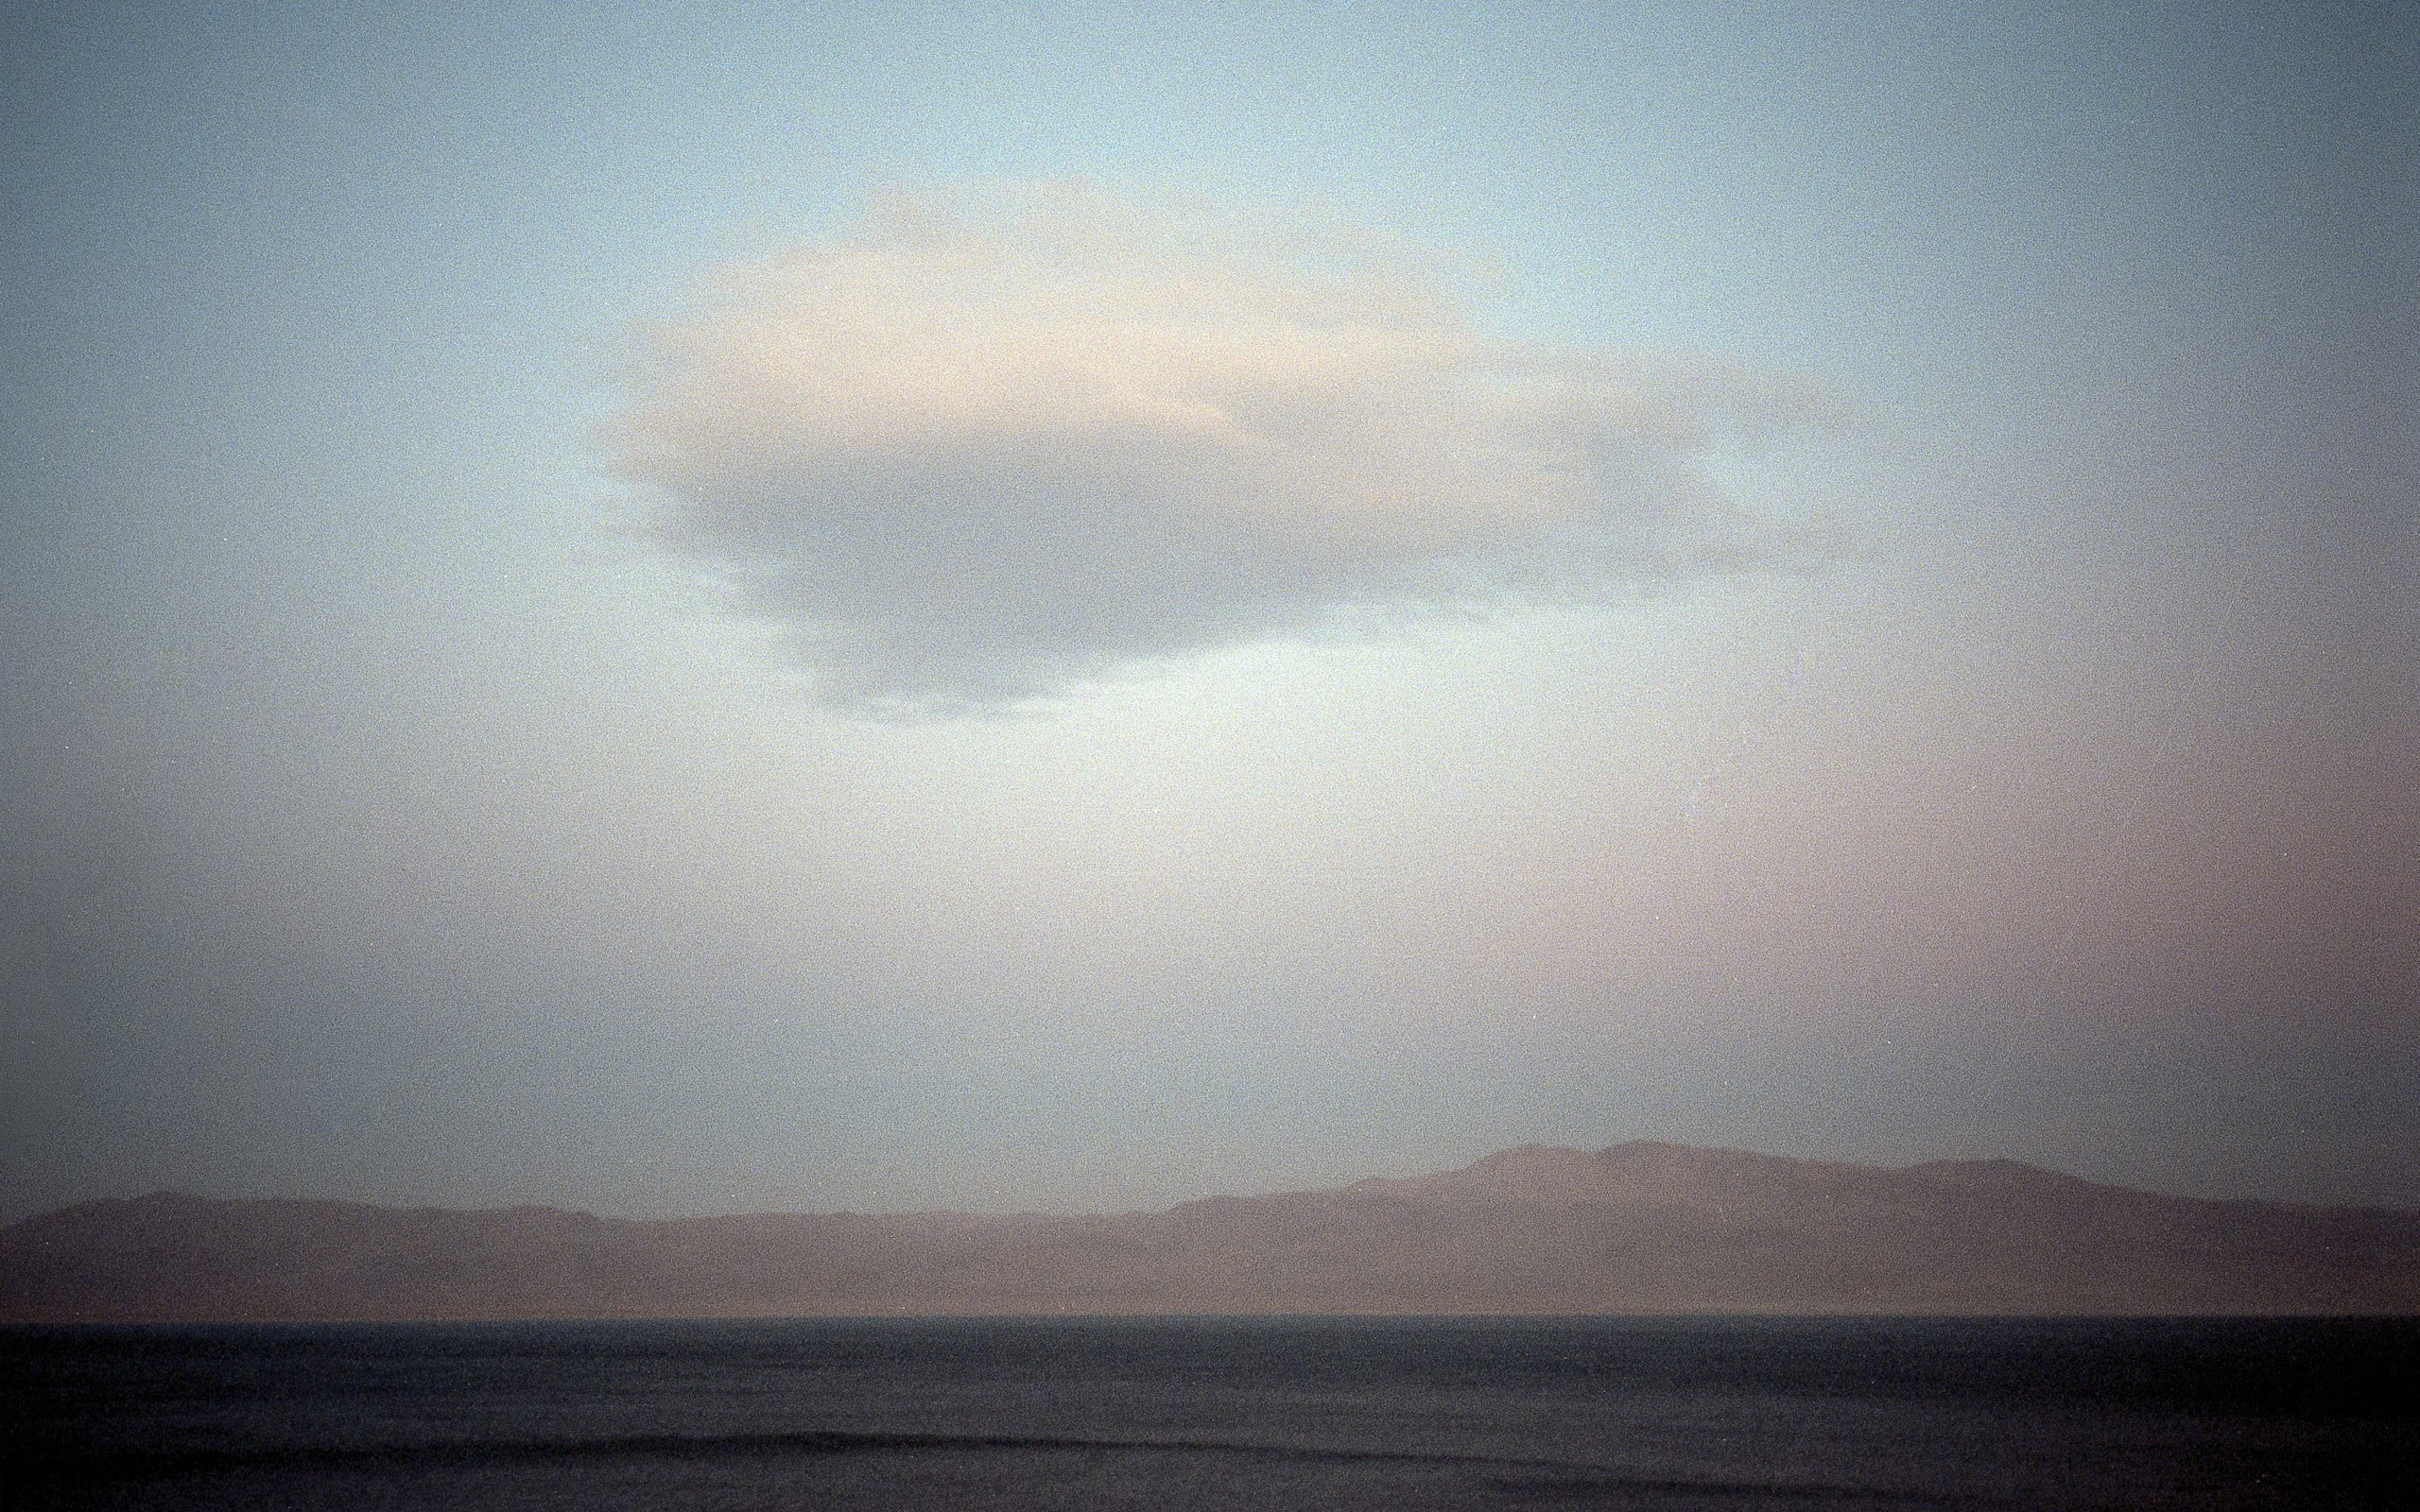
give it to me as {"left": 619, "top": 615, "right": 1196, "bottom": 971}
{"left": 619, "top": 182, "right": 1821, "bottom": 713}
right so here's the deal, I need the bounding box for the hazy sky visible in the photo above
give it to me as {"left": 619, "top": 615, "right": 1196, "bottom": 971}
{"left": 3, "top": 2, "right": 2412, "bottom": 1222}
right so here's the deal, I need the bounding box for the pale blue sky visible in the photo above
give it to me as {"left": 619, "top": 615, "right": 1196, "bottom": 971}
{"left": 2, "top": 2, "right": 2411, "bottom": 1219}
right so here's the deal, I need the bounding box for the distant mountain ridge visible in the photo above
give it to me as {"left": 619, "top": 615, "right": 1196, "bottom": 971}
{"left": 6, "top": 1143, "right": 2414, "bottom": 1321}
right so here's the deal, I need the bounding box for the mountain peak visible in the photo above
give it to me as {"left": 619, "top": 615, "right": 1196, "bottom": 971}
{"left": 1342, "top": 1140, "right": 1881, "bottom": 1211}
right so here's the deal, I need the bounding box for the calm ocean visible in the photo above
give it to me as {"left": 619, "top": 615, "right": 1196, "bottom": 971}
{"left": 5, "top": 1316, "right": 2411, "bottom": 1509}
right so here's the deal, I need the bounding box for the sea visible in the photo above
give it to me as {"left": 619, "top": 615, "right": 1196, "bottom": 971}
{"left": 5, "top": 1316, "right": 2412, "bottom": 1510}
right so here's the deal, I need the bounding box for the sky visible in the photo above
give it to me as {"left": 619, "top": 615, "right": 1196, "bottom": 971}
{"left": 1, "top": 1, "right": 2412, "bottom": 1223}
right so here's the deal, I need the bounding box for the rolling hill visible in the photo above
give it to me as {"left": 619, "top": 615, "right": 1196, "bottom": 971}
{"left": 6, "top": 1143, "right": 2413, "bottom": 1320}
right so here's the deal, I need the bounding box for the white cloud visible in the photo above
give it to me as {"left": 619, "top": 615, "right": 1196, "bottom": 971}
{"left": 618, "top": 181, "right": 1830, "bottom": 713}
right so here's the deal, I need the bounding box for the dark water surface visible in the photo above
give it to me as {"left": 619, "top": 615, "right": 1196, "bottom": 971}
{"left": 5, "top": 1316, "right": 2411, "bottom": 1509}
